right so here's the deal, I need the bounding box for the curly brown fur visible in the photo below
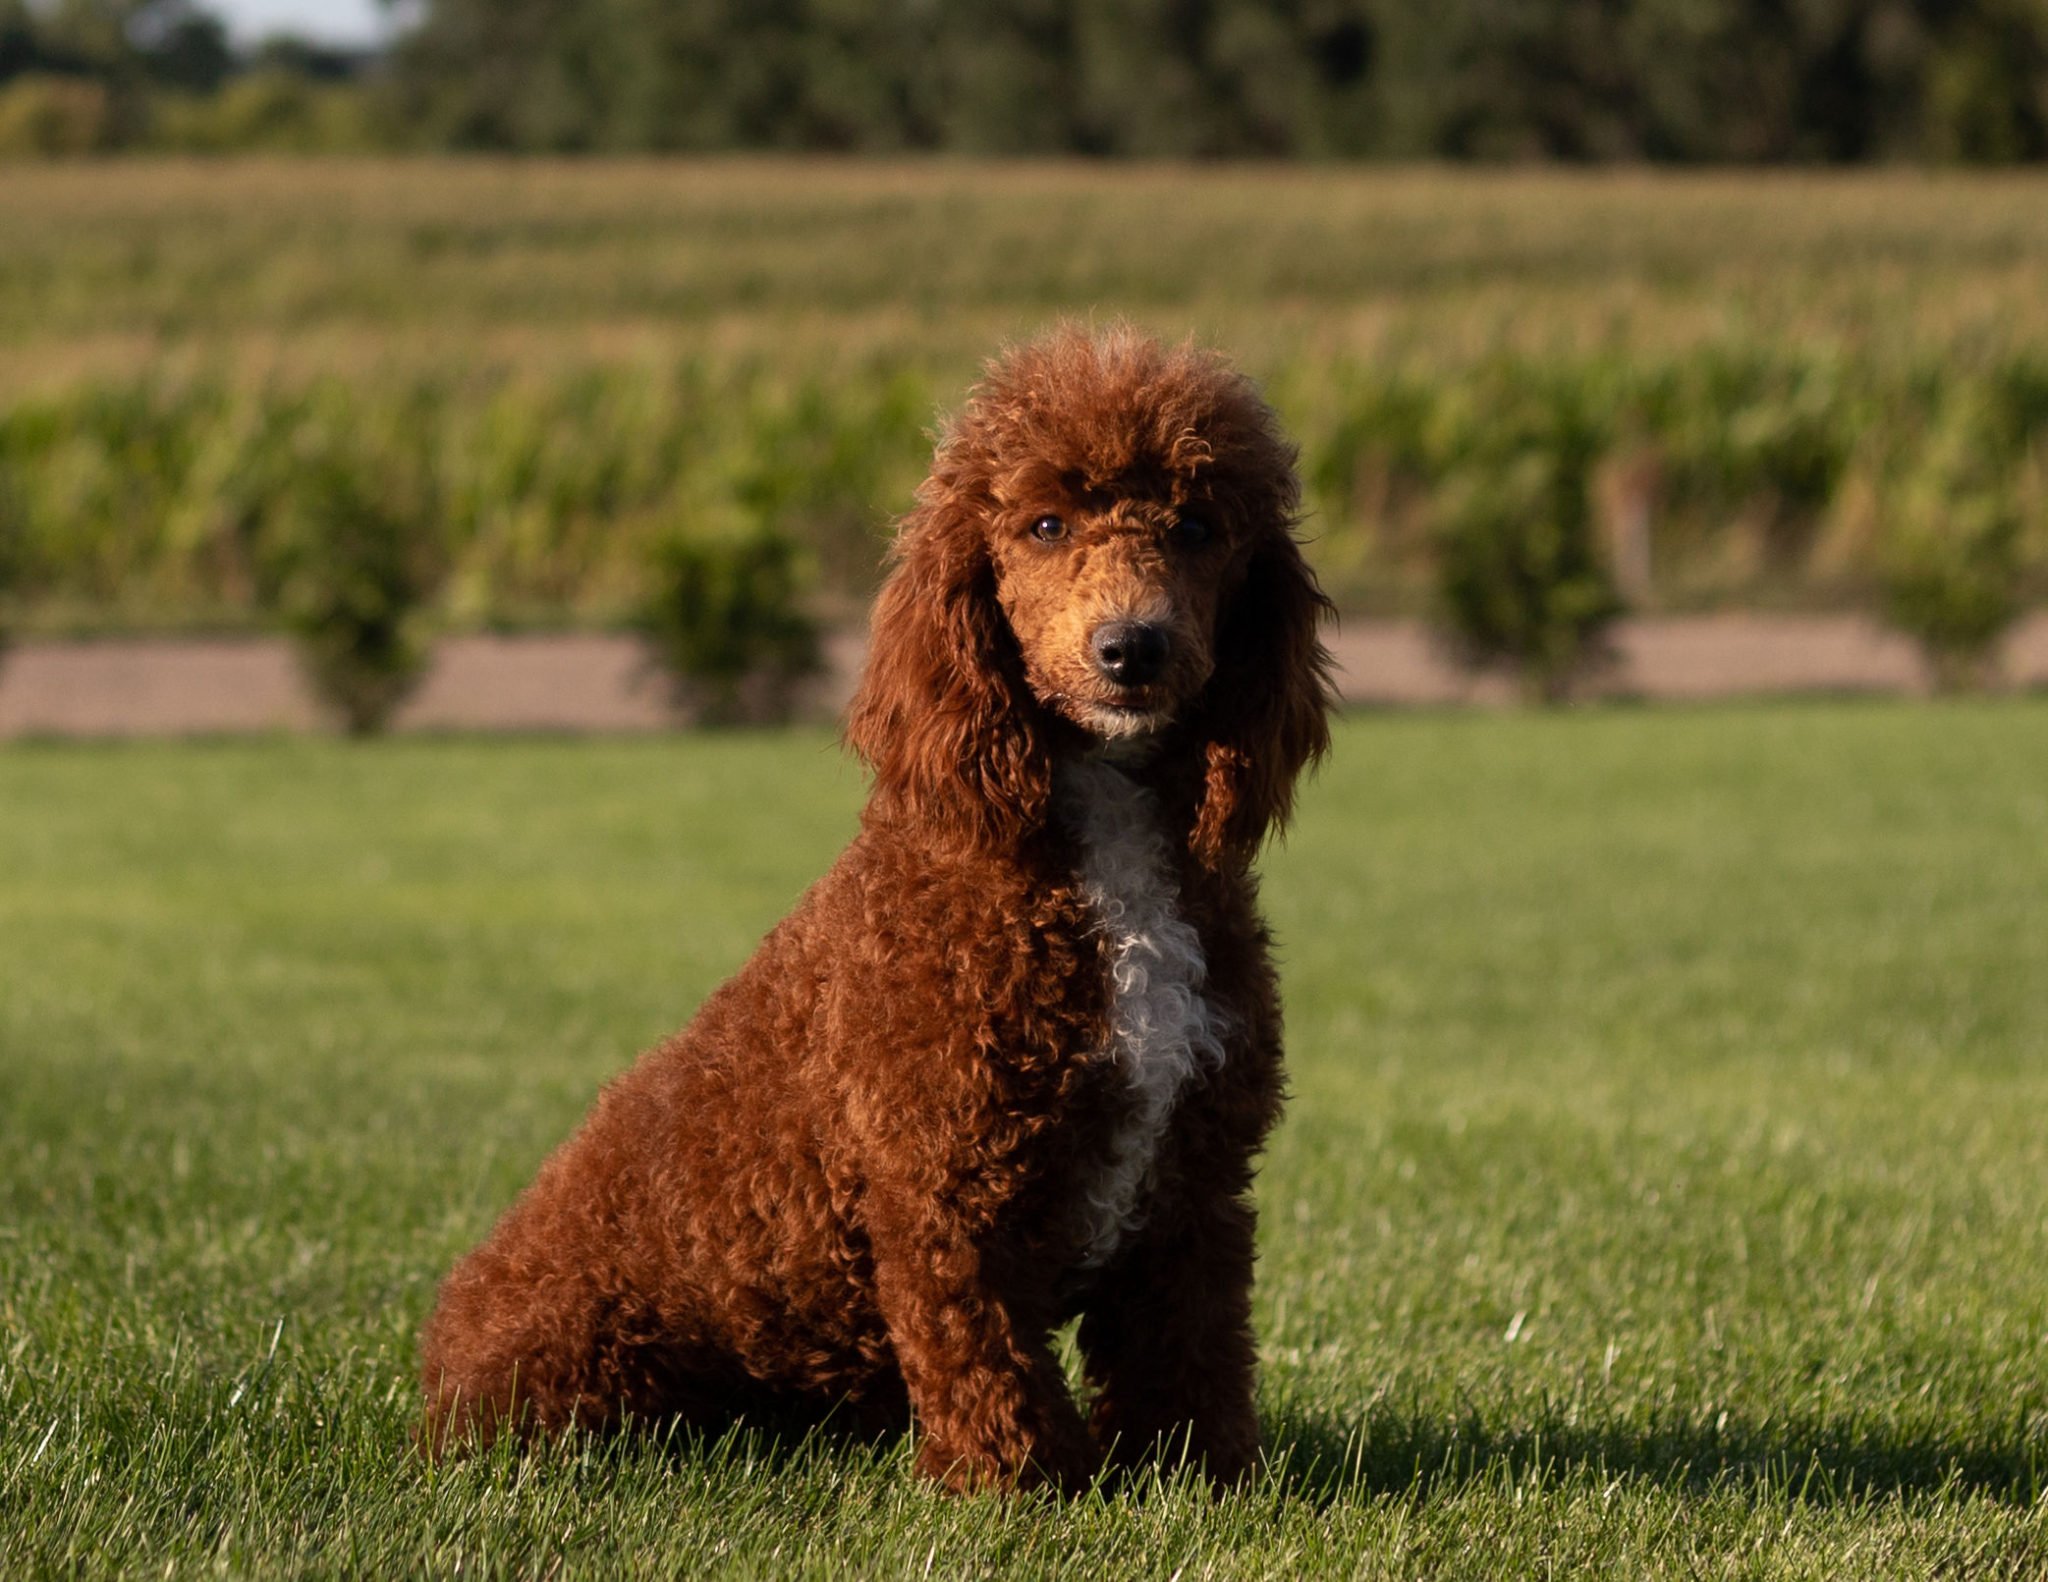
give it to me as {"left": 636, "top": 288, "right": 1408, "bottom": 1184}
{"left": 419, "top": 325, "right": 1334, "bottom": 1493}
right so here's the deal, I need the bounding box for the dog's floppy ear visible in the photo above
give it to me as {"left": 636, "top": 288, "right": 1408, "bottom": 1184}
{"left": 1187, "top": 528, "right": 1336, "bottom": 867}
{"left": 845, "top": 486, "right": 1054, "bottom": 850}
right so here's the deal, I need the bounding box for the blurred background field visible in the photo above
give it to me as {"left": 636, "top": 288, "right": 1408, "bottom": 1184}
{"left": 4, "top": 159, "right": 2048, "bottom": 661}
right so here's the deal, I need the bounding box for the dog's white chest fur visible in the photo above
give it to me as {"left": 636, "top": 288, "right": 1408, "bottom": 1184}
{"left": 1059, "top": 757, "right": 1226, "bottom": 1268}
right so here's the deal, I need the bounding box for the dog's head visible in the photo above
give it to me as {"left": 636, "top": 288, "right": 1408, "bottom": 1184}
{"left": 846, "top": 326, "right": 1333, "bottom": 864}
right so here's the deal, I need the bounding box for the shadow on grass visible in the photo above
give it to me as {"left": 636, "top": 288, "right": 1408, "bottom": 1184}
{"left": 478, "top": 1397, "right": 2045, "bottom": 1514}
{"left": 414, "top": 1366, "right": 2044, "bottom": 1511}
{"left": 1263, "top": 1401, "right": 2048, "bottom": 1508}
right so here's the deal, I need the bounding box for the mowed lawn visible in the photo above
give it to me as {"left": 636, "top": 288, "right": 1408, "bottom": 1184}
{"left": 2, "top": 705, "right": 2046, "bottom": 1577}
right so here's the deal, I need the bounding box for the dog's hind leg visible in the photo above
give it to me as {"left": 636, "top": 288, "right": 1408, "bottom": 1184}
{"left": 419, "top": 1244, "right": 615, "bottom": 1453}
{"left": 418, "top": 1218, "right": 727, "bottom": 1455}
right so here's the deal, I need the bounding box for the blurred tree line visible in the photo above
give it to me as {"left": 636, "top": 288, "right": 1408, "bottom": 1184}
{"left": 388, "top": 0, "right": 2048, "bottom": 161}
{"left": 2, "top": 0, "right": 2046, "bottom": 159}
{"left": 0, "top": 0, "right": 376, "bottom": 151}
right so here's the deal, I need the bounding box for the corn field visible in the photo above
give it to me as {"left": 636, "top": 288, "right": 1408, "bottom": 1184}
{"left": 3, "top": 161, "right": 2046, "bottom": 656}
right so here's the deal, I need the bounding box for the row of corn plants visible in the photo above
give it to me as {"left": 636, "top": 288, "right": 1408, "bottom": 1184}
{"left": 2, "top": 347, "right": 2046, "bottom": 720}
{"left": 0, "top": 364, "right": 928, "bottom": 727}
{"left": 1291, "top": 346, "right": 2048, "bottom": 696}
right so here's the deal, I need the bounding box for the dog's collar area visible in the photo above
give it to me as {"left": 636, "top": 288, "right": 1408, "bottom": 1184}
{"left": 1075, "top": 728, "right": 1163, "bottom": 768}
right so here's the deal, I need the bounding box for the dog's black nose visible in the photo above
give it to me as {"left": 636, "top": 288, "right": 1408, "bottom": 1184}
{"left": 1090, "top": 620, "right": 1169, "bottom": 687}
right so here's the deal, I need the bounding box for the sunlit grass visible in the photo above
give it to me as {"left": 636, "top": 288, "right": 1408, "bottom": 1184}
{"left": 3, "top": 705, "right": 2046, "bottom": 1575}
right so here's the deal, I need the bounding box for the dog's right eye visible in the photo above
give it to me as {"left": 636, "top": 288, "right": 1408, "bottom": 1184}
{"left": 1030, "top": 515, "right": 1068, "bottom": 543}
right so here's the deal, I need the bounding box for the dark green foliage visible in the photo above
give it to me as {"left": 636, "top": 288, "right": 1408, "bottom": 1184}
{"left": 1429, "top": 377, "right": 1624, "bottom": 702}
{"left": 1922, "top": 0, "right": 2048, "bottom": 161}
{"left": 388, "top": 0, "right": 935, "bottom": 154}
{"left": 377, "top": 0, "right": 2048, "bottom": 164}
{"left": 1879, "top": 396, "right": 2029, "bottom": 691}
{"left": 0, "top": 0, "right": 376, "bottom": 155}
{"left": 8, "top": 0, "right": 2048, "bottom": 160}
{"left": 132, "top": 0, "right": 233, "bottom": 94}
{"left": 639, "top": 530, "right": 822, "bottom": 725}
{"left": 271, "top": 420, "right": 441, "bottom": 735}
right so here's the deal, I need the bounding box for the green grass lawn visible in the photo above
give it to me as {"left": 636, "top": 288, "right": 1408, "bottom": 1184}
{"left": 3, "top": 705, "right": 2046, "bottom": 1577}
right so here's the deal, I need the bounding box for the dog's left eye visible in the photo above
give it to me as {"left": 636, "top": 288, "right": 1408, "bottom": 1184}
{"left": 1170, "top": 513, "right": 1212, "bottom": 548}
{"left": 1030, "top": 515, "right": 1068, "bottom": 543}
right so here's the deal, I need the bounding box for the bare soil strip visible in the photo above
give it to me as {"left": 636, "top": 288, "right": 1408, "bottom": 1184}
{"left": 2, "top": 617, "right": 2043, "bottom": 739}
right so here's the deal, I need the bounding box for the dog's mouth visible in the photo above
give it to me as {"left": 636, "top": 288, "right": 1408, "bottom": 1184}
{"left": 1075, "top": 690, "right": 1173, "bottom": 740}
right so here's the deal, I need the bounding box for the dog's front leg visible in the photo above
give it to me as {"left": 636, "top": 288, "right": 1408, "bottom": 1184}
{"left": 1078, "top": 1185, "right": 1262, "bottom": 1488}
{"left": 867, "top": 1216, "right": 1096, "bottom": 1495}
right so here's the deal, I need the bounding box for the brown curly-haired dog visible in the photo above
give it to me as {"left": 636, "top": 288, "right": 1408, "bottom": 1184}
{"left": 419, "top": 325, "right": 1334, "bottom": 1493}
